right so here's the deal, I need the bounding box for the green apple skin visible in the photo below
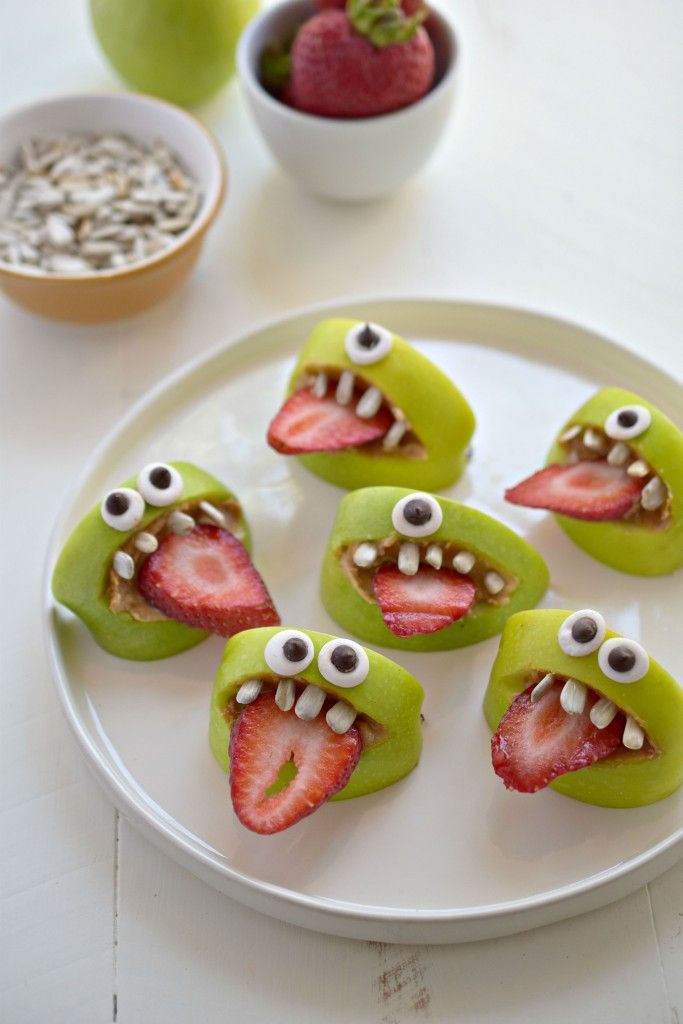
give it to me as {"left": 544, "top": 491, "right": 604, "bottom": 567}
{"left": 90, "top": 0, "right": 259, "bottom": 107}
{"left": 483, "top": 610, "right": 683, "bottom": 807}
{"left": 210, "top": 626, "right": 424, "bottom": 800}
{"left": 546, "top": 388, "right": 683, "bottom": 576}
{"left": 320, "top": 486, "right": 549, "bottom": 652}
{"left": 283, "top": 319, "right": 476, "bottom": 492}
{"left": 52, "top": 462, "right": 250, "bottom": 661}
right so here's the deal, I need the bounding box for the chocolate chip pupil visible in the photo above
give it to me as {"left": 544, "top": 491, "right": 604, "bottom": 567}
{"left": 607, "top": 645, "right": 636, "bottom": 673}
{"left": 149, "top": 466, "right": 172, "bottom": 489}
{"left": 571, "top": 616, "right": 598, "bottom": 643}
{"left": 105, "top": 491, "right": 129, "bottom": 516}
{"left": 357, "top": 324, "right": 380, "bottom": 349}
{"left": 330, "top": 644, "right": 358, "bottom": 673}
{"left": 617, "top": 409, "right": 638, "bottom": 428}
{"left": 404, "top": 499, "right": 432, "bottom": 526}
{"left": 283, "top": 637, "right": 308, "bottom": 662}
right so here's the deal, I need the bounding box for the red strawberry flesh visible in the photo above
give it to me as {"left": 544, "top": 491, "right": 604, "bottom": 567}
{"left": 267, "top": 387, "right": 393, "bottom": 454}
{"left": 229, "top": 691, "right": 362, "bottom": 834}
{"left": 505, "top": 461, "right": 644, "bottom": 521}
{"left": 372, "top": 564, "right": 476, "bottom": 637}
{"left": 491, "top": 681, "right": 624, "bottom": 793}
{"left": 137, "top": 524, "right": 280, "bottom": 637}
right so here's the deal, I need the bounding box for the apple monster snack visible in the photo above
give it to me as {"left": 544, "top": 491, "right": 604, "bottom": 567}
{"left": 484, "top": 609, "right": 683, "bottom": 807}
{"left": 210, "top": 627, "right": 424, "bottom": 834}
{"left": 52, "top": 462, "right": 279, "bottom": 660}
{"left": 320, "top": 487, "right": 548, "bottom": 651}
{"left": 505, "top": 387, "right": 683, "bottom": 575}
{"left": 267, "top": 318, "right": 475, "bottom": 491}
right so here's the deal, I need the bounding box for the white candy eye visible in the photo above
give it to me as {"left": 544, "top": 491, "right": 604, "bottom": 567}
{"left": 344, "top": 322, "right": 393, "bottom": 366}
{"left": 100, "top": 487, "right": 145, "bottom": 531}
{"left": 264, "top": 630, "right": 314, "bottom": 676}
{"left": 137, "top": 463, "right": 183, "bottom": 507}
{"left": 598, "top": 637, "right": 649, "bottom": 683}
{"left": 318, "top": 638, "right": 369, "bottom": 688}
{"left": 604, "top": 405, "right": 651, "bottom": 441}
{"left": 558, "top": 609, "right": 606, "bottom": 656}
{"left": 391, "top": 492, "right": 443, "bottom": 538}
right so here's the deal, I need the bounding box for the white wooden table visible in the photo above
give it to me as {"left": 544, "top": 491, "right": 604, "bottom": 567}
{"left": 2, "top": 1, "right": 682, "bottom": 1021}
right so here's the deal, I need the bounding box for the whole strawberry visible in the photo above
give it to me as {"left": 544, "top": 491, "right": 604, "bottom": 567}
{"left": 287, "top": 0, "right": 435, "bottom": 119}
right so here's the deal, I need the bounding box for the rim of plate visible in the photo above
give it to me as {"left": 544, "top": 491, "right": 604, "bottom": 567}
{"left": 42, "top": 295, "right": 683, "bottom": 933}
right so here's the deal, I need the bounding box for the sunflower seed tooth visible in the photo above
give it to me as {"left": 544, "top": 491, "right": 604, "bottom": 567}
{"left": 452, "top": 551, "right": 475, "bottom": 574}
{"left": 583, "top": 427, "right": 606, "bottom": 452}
{"left": 590, "top": 697, "right": 618, "bottom": 729}
{"left": 68, "top": 185, "right": 117, "bottom": 209}
{"left": 198, "top": 500, "right": 226, "bottom": 526}
{"left": 484, "top": 571, "right": 505, "bottom": 595}
{"left": 155, "top": 216, "right": 192, "bottom": 233}
{"left": 168, "top": 509, "right": 195, "bottom": 535}
{"left": 295, "top": 684, "right": 326, "bottom": 721}
{"left": 641, "top": 476, "right": 666, "bottom": 511}
{"left": 326, "top": 701, "right": 357, "bottom": 734}
{"left": 275, "top": 679, "right": 296, "bottom": 712}
{"left": 312, "top": 372, "right": 328, "bottom": 398}
{"left": 236, "top": 679, "right": 263, "bottom": 705}
{"left": 134, "top": 531, "right": 158, "bottom": 554}
{"left": 627, "top": 459, "right": 649, "bottom": 478}
{"left": 355, "top": 386, "right": 383, "bottom": 419}
{"left": 44, "top": 213, "right": 74, "bottom": 248}
{"left": 560, "top": 678, "right": 588, "bottom": 715}
{"left": 622, "top": 716, "right": 644, "bottom": 750}
{"left": 531, "top": 673, "right": 554, "bottom": 703}
{"left": 398, "top": 542, "right": 420, "bottom": 576}
{"left": 46, "top": 254, "right": 90, "bottom": 273}
{"left": 607, "top": 441, "right": 630, "bottom": 467}
{"left": 382, "top": 419, "right": 407, "bottom": 450}
{"left": 81, "top": 240, "right": 121, "bottom": 257}
{"left": 425, "top": 544, "right": 442, "bottom": 569}
{"left": 335, "top": 371, "right": 355, "bottom": 406}
{"left": 352, "top": 542, "right": 377, "bottom": 568}
{"left": 559, "top": 424, "right": 581, "bottom": 443}
{"left": 113, "top": 550, "right": 135, "bottom": 580}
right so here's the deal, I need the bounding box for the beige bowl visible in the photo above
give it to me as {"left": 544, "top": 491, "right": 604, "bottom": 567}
{"left": 0, "top": 93, "right": 226, "bottom": 323}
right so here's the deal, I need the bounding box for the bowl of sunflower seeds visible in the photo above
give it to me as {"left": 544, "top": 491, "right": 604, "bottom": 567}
{"left": 0, "top": 92, "right": 225, "bottom": 322}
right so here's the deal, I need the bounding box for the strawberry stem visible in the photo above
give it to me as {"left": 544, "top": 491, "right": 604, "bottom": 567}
{"left": 347, "top": 0, "right": 426, "bottom": 47}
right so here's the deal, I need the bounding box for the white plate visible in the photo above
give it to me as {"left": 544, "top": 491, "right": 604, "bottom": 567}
{"left": 44, "top": 299, "right": 683, "bottom": 944}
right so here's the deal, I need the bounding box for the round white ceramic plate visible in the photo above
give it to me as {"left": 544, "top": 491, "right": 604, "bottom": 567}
{"left": 44, "top": 299, "right": 683, "bottom": 944}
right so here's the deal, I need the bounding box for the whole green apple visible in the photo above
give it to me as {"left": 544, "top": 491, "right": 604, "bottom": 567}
{"left": 90, "top": 0, "right": 259, "bottom": 106}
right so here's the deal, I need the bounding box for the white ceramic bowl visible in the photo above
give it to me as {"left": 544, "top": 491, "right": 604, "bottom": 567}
{"left": 0, "top": 92, "right": 225, "bottom": 322}
{"left": 237, "top": 0, "right": 458, "bottom": 201}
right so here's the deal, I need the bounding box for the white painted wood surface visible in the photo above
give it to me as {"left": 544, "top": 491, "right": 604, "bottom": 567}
{"left": 1, "top": 0, "right": 681, "bottom": 1021}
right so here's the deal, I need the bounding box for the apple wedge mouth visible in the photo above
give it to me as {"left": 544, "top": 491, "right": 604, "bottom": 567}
{"left": 339, "top": 535, "right": 517, "bottom": 638}
{"left": 492, "top": 672, "right": 657, "bottom": 795}
{"left": 267, "top": 364, "right": 427, "bottom": 458}
{"left": 505, "top": 422, "right": 672, "bottom": 526}
{"left": 225, "top": 672, "right": 387, "bottom": 746}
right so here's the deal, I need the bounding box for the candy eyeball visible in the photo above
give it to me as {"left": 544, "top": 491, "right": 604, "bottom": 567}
{"left": 558, "top": 609, "right": 606, "bottom": 656}
{"left": 137, "top": 463, "right": 184, "bottom": 507}
{"left": 604, "top": 405, "right": 651, "bottom": 441}
{"left": 100, "top": 487, "right": 145, "bottom": 531}
{"left": 598, "top": 637, "right": 649, "bottom": 683}
{"left": 391, "top": 492, "right": 443, "bottom": 538}
{"left": 318, "top": 638, "right": 369, "bottom": 688}
{"left": 344, "top": 322, "right": 393, "bottom": 366}
{"left": 264, "top": 630, "right": 315, "bottom": 676}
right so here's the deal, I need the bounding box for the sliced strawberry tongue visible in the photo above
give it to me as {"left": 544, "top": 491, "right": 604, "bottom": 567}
{"left": 229, "top": 692, "right": 362, "bottom": 834}
{"left": 267, "top": 387, "right": 393, "bottom": 455}
{"left": 137, "top": 524, "right": 280, "bottom": 637}
{"left": 372, "top": 564, "right": 476, "bottom": 637}
{"left": 491, "top": 681, "right": 624, "bottom": 794}
{"left": 505, "top": 461, "right": 644, "bottom": 521}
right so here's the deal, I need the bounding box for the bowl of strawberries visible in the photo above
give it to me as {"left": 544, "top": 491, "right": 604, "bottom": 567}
{"left": 237, "top": 0, "right": 457, "bottom": 200}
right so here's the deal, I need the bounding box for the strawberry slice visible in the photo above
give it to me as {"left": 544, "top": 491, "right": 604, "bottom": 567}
{"left": 229, "top": 691, "right": 362, "bottom": 834}
{"left": 267, "top": 388, "right": 393, "bottom": 454}
{"left": 491, "top": 681, "right": 624, "bottom": 793}
{"left": 137, "top": 524, "right": 280, "bottom": 637}
{"left": 505, "top": 461, "right": 644, "bottom": 520}
{"left": 372, "top": 564, "right": 476, "bottom": 637}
